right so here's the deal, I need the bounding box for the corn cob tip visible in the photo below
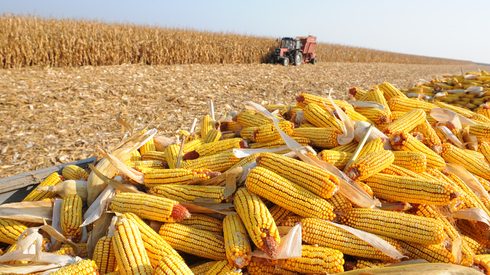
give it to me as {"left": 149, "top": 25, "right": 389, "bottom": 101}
{"left": 171, "top": 204, "right": 191, "bottom": 222}
{"left": 296, "top": 94, "right": 305, "bottom": 103}
{"left": 262, "top": 228, "right": 279, "bottom": 258}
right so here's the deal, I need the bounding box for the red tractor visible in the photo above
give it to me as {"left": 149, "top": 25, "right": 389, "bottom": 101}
{"left": 270, "top": 35, "right": 317, "bottom": 66}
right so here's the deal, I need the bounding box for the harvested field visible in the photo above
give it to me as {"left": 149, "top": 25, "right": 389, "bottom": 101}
{"left": 0, "top": 62, "right": 486, "bottom": 177}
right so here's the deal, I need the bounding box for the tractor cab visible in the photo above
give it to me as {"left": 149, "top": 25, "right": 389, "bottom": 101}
{"left": 280, "top": 37, "right": 301, "bottom": 50}
{"left": 270, "top": 35, "right": 317, "bottom": 66}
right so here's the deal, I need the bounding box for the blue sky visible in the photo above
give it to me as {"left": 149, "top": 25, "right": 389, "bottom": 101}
{"left": 2, "top": 0, "right": 489, "bottom": 63}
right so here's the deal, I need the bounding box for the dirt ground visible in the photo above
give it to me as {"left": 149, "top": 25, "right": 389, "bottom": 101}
{"left": 0, "top": 62, "right": 485, "bottom": 177}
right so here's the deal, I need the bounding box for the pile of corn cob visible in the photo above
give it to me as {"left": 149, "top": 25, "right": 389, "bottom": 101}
{"left": 2, "top": 80, "right": 490, "bottom": 274}
{"left": 400, "top": 70, "right": 490, "bottom": 111}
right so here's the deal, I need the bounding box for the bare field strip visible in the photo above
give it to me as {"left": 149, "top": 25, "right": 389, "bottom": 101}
{"left": 0, "top": 62, "right": 486, "bottom": 176}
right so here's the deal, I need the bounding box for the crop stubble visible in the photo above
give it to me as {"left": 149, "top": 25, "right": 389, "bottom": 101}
{"left": 0, "top": 62, "right": 486, "bottom": 177}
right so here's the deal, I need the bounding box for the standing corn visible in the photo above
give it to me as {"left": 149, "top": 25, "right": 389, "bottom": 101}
{"left": 233, "top": 188, "right": 280, "bottom": 258}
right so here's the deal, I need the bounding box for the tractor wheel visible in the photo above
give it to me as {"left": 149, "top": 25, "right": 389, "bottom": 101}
{"left": 311, "top": 58, "right": 317, "bottom": 64}
{"left": 282, "top": 58, "right": 289, "bottom": 66}
{"left": 294, "top": 52, "right": 302, "bottom": 66}
{"left": 270, "top": 57, "right": 276, "bottom": 64}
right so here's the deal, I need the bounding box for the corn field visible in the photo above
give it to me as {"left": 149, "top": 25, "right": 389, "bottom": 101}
{"left": 0, "top": 15, "right": 470, "bottom": 68}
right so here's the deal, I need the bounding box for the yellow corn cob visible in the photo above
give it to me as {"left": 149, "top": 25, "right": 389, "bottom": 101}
{"left": 412, "top": 120, "right": 442, "bottom": 150}
{"left": 365, "top": 173, "right": 455, "bottom": 205}
{"left": 391, "top": 151, "right": 427, "bottom": 173}
{"left": 50, "top": 259, "right": 98, "bottom": 275}
{"left": 256, "top": 152, "right": 339, "bottom": 199}
{"left": 297, "top": 93, "right": 355, "bottom": 112}
{"left": 302, "top": 217, "right": 401, "bottom": 261}
{"left": 129, "top": 149, "right": 141, "bottom": 162}
{"left": 359, "top": 87, "right": 391, "bottom": 113}
{"left": 249, "top": 136, "right": 309, "bottom": 149}
{"left": 246, "top": 167, "right": 335, "bottom": 220}
{"left": 278, "top": 245, "right": 344, "bottom": 274}
{"left": 355, "top": 108, "right": 391, "bottom": 126}
{"left": 358, "top": 137, "right": 385, "bottom": 158}
{"left": 62, "top": 165, "right": 89, "bottom": 180}
{"left": 201, "top": 114, "right": 214, "bottom": 138}
{"left": 164, "top": 143, "right": 180, "bottom": 169}
{"left": 150, "top": 184, "right": 225, "bottom": 203}
{"left": 60, "top": 194, "right": 83, "bottom": 240}
{"left": 476, "top": 104, "right": 490, "bottom": 119}
{"left": 140, "top": 151, "right": 166, "bottom": 162}
{"left": 390, "top": 131, "right": 446, "bottom": 169}
{"left": 227, "top": 153, "right": 261, "bottom": 171}
{"left": 121, "top": 212, "right": 181, "bottom": 267}
{"left": 112, "top": 218, "right": 152, "bottom": 275}
{"left": 205, "top": 260, "right": 241, "bottom": 275}
{"left": 132, "top": 160, "right": 165, "bottom": 169}
{"left": 462, "top": 235, "right": 486, "bottom": 255}
{"left": 469, "top": 124, "right": 490, "bottom": 141}
{"left": 203, "top": 128, "right": 222, "bottom": 143}
{"left": 441, "top": 143, "right": 490, "bottom": 181}
{"left": 346, "top": 150, "right": 394, "bottom": 180}
{"left": 269, "top": 204, "right": 292, "bottom": 225}
{"left": 186, "top": 138, "right": 245, "bottom": 159}
{"left": 332, "top": 142, "right": 359, "bottom": 153}
{"left": 23, "top": 172, "right": 63, "bottom": 201}
{"left": 159, "top": 223, "right": 226, "bottom": 260}
{"left": 233, "top": 188, "right": 280, "bottom": 258}
{"left": 414, "top": 204, "right": 460, "bottom": 242}
{"left": 143, "top": 168, "right": 214, "bottom": 187}
{"left": 92, "top": 236, "right": 116, "bottom": 274}
{"left": 54, "top": 243, "right": 76, "bottom": 256}
{"left": 0, "top": 218, "right": 27, "bottom": 245}
{"left": 139, "top": 138, "right": 156, "bottom": 154}
{"left": 191, "top": 261, "right": 218, "bottom": 275}
{"left": 345, "top": 108, "right": 371, "bottom": 122}
{"left": 183, "top": 138, "right": 204, "bottom": 153}
{"left": 400, "top": 241, "right": 455, "bottom": 263}
{"left": 303, "top": 103, "right": 344, "bottom": 131}
{"left": 479, "top": 141, "right": 490, "bottom": 163}
{"left": 182, "top": 151, "right": 240, "bottom": 172}
{"left": 318, "top": 150, "right": 352, "bottom": 169}
{"left": 292, "top": 127, "right": 341, "bottom": 148}
{"left": 349, "top": 86, "right": 368, "bottom": 99}
{"left": 381, "top": 164, "right": 422, "bottom": 178}
{"left": 223, "top": 213, "right": 251, "bottom": 268}
{"left": 279, "top": 214, "right": 302, "bottom": 227}
{"left": 179, "top": 214, "right": 223, "bottom": 234}
{"left": 153, "top": 254, "right": 193, "bottom": 275}
{"left": 110, "top": 192, "right": 190, "bottom": 222}
{"left": 474, "top": 254, "right": 490, "bottom": 274}
{"left": 388, "top": 96, "right": 437, "bottom": 112}
{"left": 240, "top": 121, "right": 293, "bottom": 143}
{"left": 384, "top": 109, "right": 426, "bottom": 134}
{"left": 220, "top": 121, "right": 243, "bottom": 133}
{"left": 326, "top": 193, "right": 353, "bottom": 212}
{"left": 247, "top": 258, "right": 296, "bottom": 275}
{"left": 236, "top": 110, "right": 271, "bottom": 127}
{"left": 354, "top": 259, "right": 387, "bottom": 270}
{"left": 378, "top": 82, "right": 407, "bottom": 101}
{"left": 478, "top": 176, "right": 490, "bottom": 192}
{"left": 340, "top": 208, "right": 446, "bottom": 245}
